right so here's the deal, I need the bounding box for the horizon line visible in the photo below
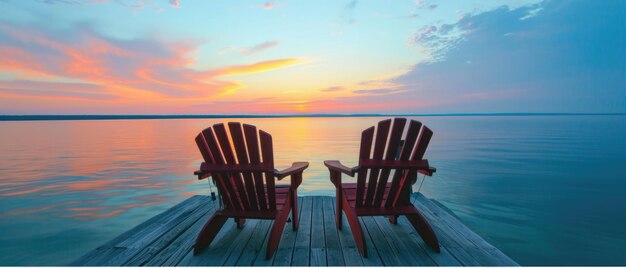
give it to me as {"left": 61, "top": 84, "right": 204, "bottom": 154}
{"left": 1, "top": 112, "right": 625, "bottom": 121}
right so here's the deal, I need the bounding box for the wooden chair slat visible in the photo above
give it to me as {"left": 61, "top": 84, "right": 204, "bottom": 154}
{"left": 356, "top": 127, "right": 374, "bottom": 207}
{"left": 202, "top": 128, "right": 239, "bottom": 210}
{"left": 195, "top": 133, "right": 213, "bottom": 163}
{"left": 365, "top": 119, "right": 391, "bottom": 207}
{"left": 244, "top": 124, "right": 268, "bottom": 211}
{"left": 413, "top": 125, "right": 433, "bottom": 161}
{"left": 228, "top": 122, "right": 259, "bottom": 211}
{"left": 213, "top": 123, "right": 251, "bottom": 211}
{"left": 373, "top": 118, "right": 406, "bottom": 207}
{"left": 386, "top": 120, "right": 422, "bottom": 208}
{"left": 259, "top": 130, "right": 276, "bottom": 210}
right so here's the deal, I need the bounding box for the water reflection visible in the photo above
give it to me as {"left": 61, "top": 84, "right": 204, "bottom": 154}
{"left": 1, "top": 116, "right": 626, "bottom": 265}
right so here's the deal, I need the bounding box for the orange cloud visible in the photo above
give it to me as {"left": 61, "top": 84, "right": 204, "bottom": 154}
{"left": 207, "top": 58, "right": 303, "bottom": 77}
{"left": 0, "top": 21, "right": 304, "bottom": 111}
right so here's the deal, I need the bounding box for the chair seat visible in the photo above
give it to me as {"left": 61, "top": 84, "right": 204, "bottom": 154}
{"left": 341, "top": 183, "right": 419, "bottom": 216}
{"left": 341, "top": 182, "right": 392, "bottom": 208}
{"left": 217, "top": 185, "right": 292, "bottom": 219}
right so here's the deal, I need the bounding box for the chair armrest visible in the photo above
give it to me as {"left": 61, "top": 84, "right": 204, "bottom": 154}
{"left": 324, "top": 160, "right": 358, "bottom": 177}
{"left": 418, "top": 166, "right": 436, "bottom": 176}
{"left": 273, "top": 162, "right": 309, "bottom": 180}
{"left": 194, "top": 165, "right": 211, "bottom": 180}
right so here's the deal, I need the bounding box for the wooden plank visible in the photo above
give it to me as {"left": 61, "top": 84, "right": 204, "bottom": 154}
{"left": 250, "top": 222, "right": 274, "bottom": 266}
{"left": 220, "top": 219, "right": 263, "bottom": 266}
{"left": 176, "top": 217, "right": 236, "bottom": 266}
{"left": 322, "top": 197, "right": 345, "bottom": 266}
{"left": 289, "top": 196, "right": 313, "bottom": 266}
{"left": 73, "top": 193, "right": 518, "bottom": 267}
{"left": 412, "top": 194, "right": 518, "bottom": 266}
{"left": 408, "top": 196, "right": 484, "bottom": 266}
{"left": 393, "top": 216, "right": 462, "bottom": 266}
{"left": 179, "top": 219, "right": 260, "bottom": 266}
{"left": 70, "top": 196, "right": 206, "bottom": 265}
{"left": 124, "top": 199, "right": 217, "bottom": 265}
{"left": 230, "top": 220, "right": 272, "bottom": 266}
{"left": 109, "top": 199, "right": 211, "bottom": 266}
{"left": 365, "top": 216, "right": 433, "bottom": 266}
{"left": 411, "top": 195, "right": 510, "bottom": 266}
{"left": 372, "top": 216, "right": 436, "bottom": 266}
{"left": 331, "top": 198, "right": 365, "bottom": 266}
{"left": 360, "top": 216, "right": 404, "bottom": 266}
{"left": 144, "top": 212, "right": 212, "bottom": 266}
{"left": 415, "top": 194, "right": 496, "bottom": 250}
{"left": 256, "top": 196, "right": 303, "bottom": 266}
{"left": 310, "top": 196, "right": 327, "bottom": 266}
{"left": 147, "top": 202, "right": 224, "bottom": 266}
{"left": 77, "top": 196, "right": 208, "bottom": 266}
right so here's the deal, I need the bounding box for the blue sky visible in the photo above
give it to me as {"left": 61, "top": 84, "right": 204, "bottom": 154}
{"left": 0, "top": 0, "right": 623, "bottom": 114}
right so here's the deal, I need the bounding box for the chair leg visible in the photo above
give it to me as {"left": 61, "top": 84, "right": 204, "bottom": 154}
{"left": 291, "top": 189, "right": 299, "bottom": 230}
{"left": 266, "top": 193, "right": 292, "bottom": 259}
{"left": 336, "top": 188, "right": 342, "bottom": 230}
{"left": 342, "top": 195, "right": 367, "bottom": 257}
{"left": 194, "top": 214, "right": 228, "bottom": 255}
{"left": 406, "top": 212, "right": 440, "bottom": 253}
{"left": 235, "top": 218, "right": 246, "bottom": 229}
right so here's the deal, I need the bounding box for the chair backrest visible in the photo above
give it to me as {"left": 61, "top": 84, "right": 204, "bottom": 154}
{"left": 355, "top": 118, "right": 433, "bottom": 208}
{"left": 195, "top": 122, "right": 278, "bottom": 211}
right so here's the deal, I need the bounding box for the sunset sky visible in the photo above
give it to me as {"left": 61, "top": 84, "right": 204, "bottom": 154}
{"left": 0, "top": 0, "right": 624, "bottom": 114}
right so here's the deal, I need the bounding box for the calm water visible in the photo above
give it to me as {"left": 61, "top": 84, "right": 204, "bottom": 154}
{"left": 0, "top": 116, "right": 625, "bottom": 265}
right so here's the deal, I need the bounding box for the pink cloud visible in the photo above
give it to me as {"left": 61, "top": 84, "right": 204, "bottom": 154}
{"left": 261, "top": 1, "right": 278, "bottom": 9}
{"left": 169, "top": 0, "right": 180, "bottom": 8}
{"left": 0, "top": 22, "right": 301, "bottom": 104}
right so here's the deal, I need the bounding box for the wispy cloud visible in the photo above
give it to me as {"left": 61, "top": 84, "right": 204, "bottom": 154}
{"left": 38, "top": 0, "right": 181, "bottom": 12}
{"left": 168, "top": 0, "right": 180, "bottom": 8}
{"left": 251, "top": 1, "right": 279, "bottom": 10}
{"left": 352, "top": 88, "right": 407, "bottom": 95}
{"left": 0, "top": 80, "right": 116, "bottom": 100}
{"left": 240, "top": 41, "right": 279, "bottom": 55}
{"left": 261, "top": 1, "right": 277, "bottom": 9}
{"left": 320, "top": 86, "right": 344, "bottom": 92}
{"left": 340, "top": 0, "right": 358, "bottom": 24}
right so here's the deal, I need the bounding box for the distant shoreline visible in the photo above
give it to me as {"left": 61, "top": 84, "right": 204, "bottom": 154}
{"left": 1, "top": 113, "right": 624, "bottom": 121}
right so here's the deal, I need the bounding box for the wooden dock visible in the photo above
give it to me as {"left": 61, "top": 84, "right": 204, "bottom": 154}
{"left": 71, "top": 193, "right": 518, "bottom": 266}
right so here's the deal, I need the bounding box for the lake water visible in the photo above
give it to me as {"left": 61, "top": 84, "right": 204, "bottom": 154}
{"left": 0, "top": 116, "right": 625, "bottom": 265}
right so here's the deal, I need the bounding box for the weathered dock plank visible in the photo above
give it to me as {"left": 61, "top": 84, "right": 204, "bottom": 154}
{"left": 254, "top": 197, "right": 303, "bottom": 266}
{"left": 71, "top": 195, "right": 208, "bottom": 266}
{"left": 289, "top": 196, "right": 313, "bottom": 266}
{"left": 72, "top": 194, "right": 519, "bottom": 266}
{"left": 310, "top": 196, "right": 327, "bottom": 266}
{"left": 322, "top": 197, "right": 345, "bottom": 266}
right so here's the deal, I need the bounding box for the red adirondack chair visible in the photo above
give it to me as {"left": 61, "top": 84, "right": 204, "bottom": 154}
{"left": 324, "top": 118, "right": 440, "bottom": 257}
{"left": 193, "top": 122, "right": 308, "bottom": 259}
